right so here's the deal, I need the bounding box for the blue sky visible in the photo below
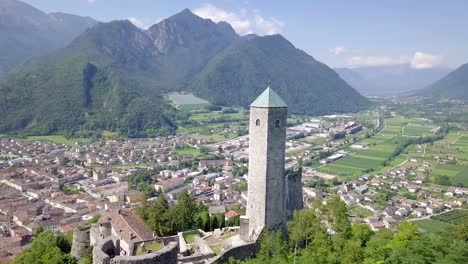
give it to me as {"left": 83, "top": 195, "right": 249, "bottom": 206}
{"left": 22, "top": 0, "right": 468, "bottom": 69}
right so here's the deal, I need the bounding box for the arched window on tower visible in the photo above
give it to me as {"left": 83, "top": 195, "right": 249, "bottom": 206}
{"left": 256, "top": 119, "right": 261, "bottom": 126}
{"left": 275, "top": 120, "right": 280, "bottom": 128}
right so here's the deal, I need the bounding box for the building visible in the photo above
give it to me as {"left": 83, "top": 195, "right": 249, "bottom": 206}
{"left": 240, "top": 87, "right": 302, "bottom": 242}
{"left": 154, "top": 177, "right": 184, "bottom": 193}
{"left": 96, "top": 209, "right": 155, "bottom": 256}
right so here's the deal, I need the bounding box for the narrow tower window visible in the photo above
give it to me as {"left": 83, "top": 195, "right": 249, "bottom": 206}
{"left": 275, "top": 120, "right": 280, "bottom": 128}
{"left": 256, "top": 119, "right": 261, "bottom": 126}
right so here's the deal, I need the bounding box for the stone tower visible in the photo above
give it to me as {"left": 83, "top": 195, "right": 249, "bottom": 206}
{"left": 242, "top": 87, "right": 288, "bottom": 241}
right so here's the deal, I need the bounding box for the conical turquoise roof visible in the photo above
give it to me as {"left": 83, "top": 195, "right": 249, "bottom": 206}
{"left": 250, "top": 87, "right": 287, "bottom": 108}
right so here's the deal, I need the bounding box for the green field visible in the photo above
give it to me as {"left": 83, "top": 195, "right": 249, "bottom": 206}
{"left": 318, "top": 116, "right": 440, "bottom": 179}
{"left": 168, "top": 92, "right": 210, "bottom": 109}
{"left": 176, "top": 108, "right": 248, "bottom": 143}
{"left": 402, "top": 123, "right": 435, "bottom": 137}
{"left": 189, "top": 111, "right": 245, "bottom": 122}
{"left": 347, "top": 205, "right": 373, "bottom": 218}
{"left": 175, "top": 146, "right": 202, "bottom": 157}
{"left": 431, "top": 210, "right": 468, "bottom": 225}
{"left": 302, "top": 136, "right": 328, "bottom": 146}
{"left": 414, "top": 219, "right": 454, "bottom": 234}
{"left": 318, "top": 117, "right": 410, "bottom": 179}
{"left": 26, "top": 135, "right": 91, "bottom": 146}
{"left": 415, "top": 131, "right": 468, "bottom": 186}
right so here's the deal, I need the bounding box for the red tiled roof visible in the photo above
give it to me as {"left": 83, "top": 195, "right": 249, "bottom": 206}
{"left": 224, "top": 210, "right": 240, "bottom": 220}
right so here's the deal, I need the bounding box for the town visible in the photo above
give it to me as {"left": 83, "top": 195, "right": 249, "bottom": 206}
{"left": 1, "top": 93, "right": 467, "bottom": 263}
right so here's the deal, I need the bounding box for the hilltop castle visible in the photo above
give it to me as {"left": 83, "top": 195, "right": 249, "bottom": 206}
{"left": 74, "top": 86, "right": 302, "bottom": 263}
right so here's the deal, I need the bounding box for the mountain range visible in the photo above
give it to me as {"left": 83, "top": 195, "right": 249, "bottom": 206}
{"left": 335, "top": 65, "right": 452, "bottom": 96}
{"left": 0, "top": 2, "right": 372, "bottom": 137}
{"left": 0, "top": 0, "right": 97, "bottom": 75}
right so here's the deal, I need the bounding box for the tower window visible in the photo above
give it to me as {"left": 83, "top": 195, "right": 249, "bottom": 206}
{"left": 275, "top": 120, "right": 280, "bottom": 128}
{"left": 256, "top": 119, "right": 261, "bottom": 126}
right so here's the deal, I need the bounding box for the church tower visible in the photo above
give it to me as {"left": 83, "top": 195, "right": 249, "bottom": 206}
{"left": 242, "top": 86, "right": 288, "bottom": 240}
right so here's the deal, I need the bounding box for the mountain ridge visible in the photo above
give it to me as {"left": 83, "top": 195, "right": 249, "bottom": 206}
{"left": 415, "top": 63, "right": 468, "bottom": 100}
{"left": 335, "top": 65, "right": 452, "bottom": 96}
{"left": 0, "top": 7, "right": 371, "bottom": 137}
{"left": 0, "top": 0, "right": 98, "bottom": 75}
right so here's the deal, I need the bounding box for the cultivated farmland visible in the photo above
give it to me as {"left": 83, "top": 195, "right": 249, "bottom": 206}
{"left": 318, "top": 117, "right": 437, "bottom": 179}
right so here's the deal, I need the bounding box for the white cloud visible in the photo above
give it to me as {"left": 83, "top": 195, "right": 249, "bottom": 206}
{"left": 193, "top": 4, "right": 284, "bottom": 35}
{"left": 347, "top": 51, "right": 443, "bottom": 69}
{"left": 127, "top": 16, "right": 166, "bottom": 30}
{"left": 87, "top": 0, "right": 96, "bottom": 3}
{"left": 410, "top": 52, "right": 442, "bottom": 69}
{"left": 127, "top": 17, "right": 151, "bottom": 29}
{"left": 329, "top": 46, "right": 347, "bottom": 55}
{"left": 347, "top": 55, "right": 408, "bottom": 67}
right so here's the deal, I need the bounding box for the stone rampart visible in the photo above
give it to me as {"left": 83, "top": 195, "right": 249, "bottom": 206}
{"left": 110, "top": 242, "right": 178, "bottom": 264}
{"left": 93, "top": 236, "right": 120, "bottom": 264}
{"left": 70, "top": 225, "right": 91, "bottom": 259}
{"left": 208, "top": 241, "right": 258, "bottom": 264}
{"left": 286, "top": 167, "right": 303, "bottom": 219}
{"left": 93, "top": 236, "right": 178, "bottom": 264}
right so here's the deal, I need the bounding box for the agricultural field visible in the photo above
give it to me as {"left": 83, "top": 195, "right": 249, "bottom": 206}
{"left": 318, "top": 117, "right": 409, "bottom": 179}
{"left": 414, "top": 210, "right": 468, "bottom": 234}
{"left": 318, "top": 116, "right": 438, "bottom": 180}
{"left": 402, "top": 123, "right": 435, "bottom": 137}
{"left": 407, "top": 130, "right": 468, "bottom": 187}
{"left": 168, "top": 92, "right": 210, "bottom": 110}
{"left": 431, "top": 209, "right": 468, "bottom": 225}
{"left": 413, "top": 219, "right": 454, "bottom": 234}
{"left": 176, "top": 108, "right": 248, "bottom": 143}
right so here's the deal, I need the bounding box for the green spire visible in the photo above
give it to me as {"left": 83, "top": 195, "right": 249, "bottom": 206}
{"left": 250, "top": 87, "right": 287, "bottom": 108}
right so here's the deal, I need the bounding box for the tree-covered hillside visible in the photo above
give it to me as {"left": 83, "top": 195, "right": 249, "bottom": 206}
{"left": 233, "top": 196, "right": 468, "bottom": 264}
{"left": 417, "top": 63, "right": 468, "bottom": 100}
{"left": 189, "top": 35, "right": 371, "bottom": 115}
{"left": 0, "top": 17, "right": 180, "bottom": 138}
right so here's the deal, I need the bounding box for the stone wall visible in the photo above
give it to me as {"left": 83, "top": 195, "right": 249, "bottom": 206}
{"left": 208, "top": 241, "right": 259, "bottom": 264}
{"left": 93, "top": 236, "right": 120, "bottom": 264}
{"left": 239, "top": 216, "right": 250, "bottom": 241}
{"left": 93, "top": 236, "right": 178, "bottom": 264}
{"left": 70, "top": 225, "right": 91, "bottom": 259}
{"left": 178, "top": 236, "right": 215, "bottom": 263}
{"left": 110, "top": 242, "right": 178, "bottom": 264}
{"left": 286, "top": 167, "right": 303, "bottom": 220}
{"left": 90, "top": 222, "right": 112, "bottom": 247}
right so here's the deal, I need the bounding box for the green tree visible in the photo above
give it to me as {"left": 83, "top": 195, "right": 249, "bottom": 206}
{"left": 287, "top": 209, "right": 323, "bottom": 247}
{"left": 341, "top": 239, "right": 364, "bottom": 264}
{"left": 328, "top": 195, "right": 352, "bottom": 239}
{"left": 32, "top": 227, "right": 44, "bottom": 238}
{"left": 363, "top": 229, "right": 393, "bottom": 264}
{"left": 255, "top": 230, "right": 290, "bottom": 264}
{"left": 14, "top": 231, "right": 76, "bottom": 264}
{"left": 352, "top": 223, "right": 375, "bottom": 246}
{"left": 389, "top": 221, "right": 420, "bottom": 249}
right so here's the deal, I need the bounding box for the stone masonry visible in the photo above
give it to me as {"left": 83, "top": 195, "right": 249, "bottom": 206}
{"left": 242, "top": 87, "right": 290, "bottom": 241}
